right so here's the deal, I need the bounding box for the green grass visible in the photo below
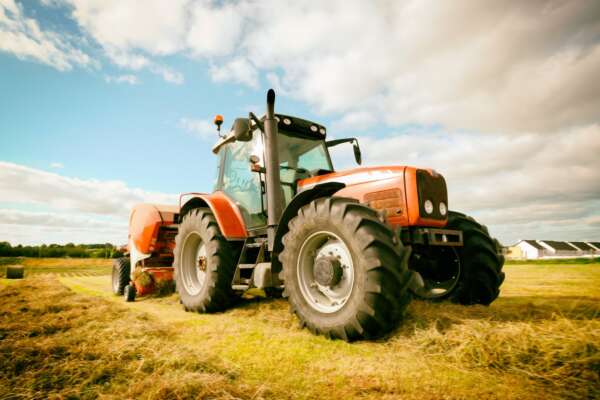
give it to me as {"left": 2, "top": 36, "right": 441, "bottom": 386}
{"left": 1, "top": 260, "right": 599, "bottom": 399}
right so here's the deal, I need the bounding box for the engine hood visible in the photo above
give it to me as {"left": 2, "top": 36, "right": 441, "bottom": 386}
{"left": 297, "top": 165, "right": 447, "bottom": 229}
{"left": 298, "top": 166, "right": 409, "bottom": 190}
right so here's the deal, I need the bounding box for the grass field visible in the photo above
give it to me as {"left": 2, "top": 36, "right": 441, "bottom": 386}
{"left": 0, "top": 257, "right": 112, "bottom": 277}
{"left": 1, "top": 258, "right": 599, "bottom": 399}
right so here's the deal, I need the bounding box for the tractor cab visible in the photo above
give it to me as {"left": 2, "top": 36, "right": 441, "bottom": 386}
{"left": 211, "top": 114, "right": 350, "bottom": 231}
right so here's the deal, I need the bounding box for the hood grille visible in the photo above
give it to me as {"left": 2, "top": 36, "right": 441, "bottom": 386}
{"left": 416, "top": 170, "right": 448, "bottom": 220}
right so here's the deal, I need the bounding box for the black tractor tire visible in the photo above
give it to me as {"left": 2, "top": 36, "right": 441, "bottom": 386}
{"left": 124, "top": 284, "right": 136, "bottom": 302}
{"left": 173, "top": 208, "right": 237, "bottom": 313}
{"left": 445, "top": 211, "right": 505, "bottom": 305}
{"left": 111, "top": 257, "right": 130, "bottom": 295}
{"left": 6, "top": 265, "right": 24, "bottom": 279}
{"left": 279, "top": 197, "right": 413, "bottom": 341}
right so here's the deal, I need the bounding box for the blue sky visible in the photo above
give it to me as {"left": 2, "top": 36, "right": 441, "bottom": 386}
{"left": 0, "top": 47, "right": 322, "bottom": 195}
{"left": 1, "top": 0, "right": 599, "bottom": 245}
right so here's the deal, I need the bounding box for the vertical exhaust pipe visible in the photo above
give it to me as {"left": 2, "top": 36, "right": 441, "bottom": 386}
{"left": 264, "top": 89, "right": 282, "bottom": 251}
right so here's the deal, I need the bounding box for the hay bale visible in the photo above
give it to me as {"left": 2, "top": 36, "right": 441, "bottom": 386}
{"left": 6, "top": 265, "right": 24, "bottom": 279}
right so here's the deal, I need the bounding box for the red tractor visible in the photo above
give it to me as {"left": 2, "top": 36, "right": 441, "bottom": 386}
{"left": 112, "top": 89, "right": 504, "bottom": 341}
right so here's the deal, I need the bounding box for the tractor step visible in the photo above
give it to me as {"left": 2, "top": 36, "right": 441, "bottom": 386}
{"left": 245, "top": 242, "right": 266, "bottom": 248}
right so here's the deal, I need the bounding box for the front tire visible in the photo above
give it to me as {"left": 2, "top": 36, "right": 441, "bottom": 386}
{"left": 173, "top": 208, "right": 236, "bottom": 313}
{"left": 111, "top": 257, "right": 130, "bottom": 295}
{"left": 438, "top": 211, "right": 504, "bottom": 305}
{"left": 279, "top": 197, "right": 413, "bottom": 341}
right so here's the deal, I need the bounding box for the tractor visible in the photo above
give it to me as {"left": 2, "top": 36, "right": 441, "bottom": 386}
{"left": 112, "top": 89, "right": 505, "bottom": 341}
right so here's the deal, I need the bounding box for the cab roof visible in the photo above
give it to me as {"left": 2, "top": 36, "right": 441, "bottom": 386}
{"left": 212, "top": 113, "right": 327, "bottom": 154}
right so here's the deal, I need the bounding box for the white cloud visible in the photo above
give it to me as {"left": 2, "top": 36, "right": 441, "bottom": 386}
{"left": 254, "top": 0, "right": 599, "bottom": 134}
{"left": 0, "top": 0, "right": 95, "bottom": 71}
{"left": 56, "top": 0, "right": 186, "bottom": 84}
{"left": 179, "top": 117, "right": 217, "bottom": 140}
{"left": 104, "top": 47, "right": 150, "bottom": 70}
{"left": 0, "top": 208, "right": 124, "bottom": 230}
{"left": 0, "top": 161, "right": 176, "bottom": 217}
{"left": 66, "top": 0, "right": 189, "bottom": 56}
{"left": 209, "top": 57, "right": 258, "bottom": 88}
{"left": 331, "top": 111, "right": 377, "bottom": 133}
{"left": 104, "top": 74, "right": 139, "bottom": 85}
{"left": 0, "top": 161, "right": 177, "bottom": 245}
{"left": 50, "top": 162, "right": 64, "bottom": 169}
{"left": 151, "top": 65, "right": 184, "bottom": 85}
{"left": 103, "top": 47, "right": 183, "bottom": 84}
{"left": 0, "top": 219, "right": 125, "bottom": 246}
{"left": 23, "top": 0, "right": 599, "bottom": 126}
{"left": 186, "top": 1, "right": 245, "bottom": 57}
{"left": 102, "top": 0, "right": 594, "bottom": 135}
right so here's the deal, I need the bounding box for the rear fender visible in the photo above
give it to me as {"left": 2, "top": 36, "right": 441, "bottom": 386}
{"left": 179, "top": 191, "right": 247, "bottom": 240}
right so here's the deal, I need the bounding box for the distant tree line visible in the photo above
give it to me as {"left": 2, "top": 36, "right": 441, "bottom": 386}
{"left": 0, "top": 242, "right": 124, "bottom": 258}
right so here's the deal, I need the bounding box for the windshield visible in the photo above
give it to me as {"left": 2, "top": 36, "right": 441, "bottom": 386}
{"left": 278, "top": 132, "right": 332, "bottom": 172}
{"left": 278, "top": 131, "right": 333, "bottom": 206}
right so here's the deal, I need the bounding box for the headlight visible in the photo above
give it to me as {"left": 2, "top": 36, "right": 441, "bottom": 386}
{"left": 439, "top": 202, "right": 447, "bottom": 216}
{"left": 424, "top": 200, "right": 434, "bottom": 214}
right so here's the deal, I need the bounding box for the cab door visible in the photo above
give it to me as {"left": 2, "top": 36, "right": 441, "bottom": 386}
{"left": 216, "top": 132, "right": 267, "bottom": 230}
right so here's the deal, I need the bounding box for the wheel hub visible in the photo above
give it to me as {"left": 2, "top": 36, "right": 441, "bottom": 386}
{"left": 314, "top": 256, "right": 343, "bottom": 287}
{"left": 198, "top": 256, "right": 207, "bottom": 272}
{"left": 297, "top": 231, "right": 355, "bottom": 314}
{"left": 181, "top": 232, "right": 207, "bottom": 296}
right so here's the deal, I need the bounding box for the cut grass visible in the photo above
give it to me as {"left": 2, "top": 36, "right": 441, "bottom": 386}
{"left": 1, "top": 261, "right": 599, "bottom": 399}
{"left": 0, "top": 277, "right": 261, "bottom": 399}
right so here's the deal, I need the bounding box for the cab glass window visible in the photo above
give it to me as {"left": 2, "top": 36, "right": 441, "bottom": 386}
{"left": 219, "top": 133, "right": 266, "bottom": 229}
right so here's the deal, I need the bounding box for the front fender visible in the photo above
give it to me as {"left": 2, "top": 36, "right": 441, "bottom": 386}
{"left": 179, "top": 191, "right": 247, "bottom": 240}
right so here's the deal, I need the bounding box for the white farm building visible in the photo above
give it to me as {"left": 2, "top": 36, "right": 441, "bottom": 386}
{"left": 505, "top": 240, "right": 600, "bottom": 260}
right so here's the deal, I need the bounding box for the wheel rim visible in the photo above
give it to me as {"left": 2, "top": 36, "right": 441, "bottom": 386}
{"left": 413, "top": 247, "right": 461, "bottom": 299}
{"left": 181, "top": 232, "right": 207, "bottom": 296}
{"left": 297, "top": 231, "right": 354, "bottom": 314}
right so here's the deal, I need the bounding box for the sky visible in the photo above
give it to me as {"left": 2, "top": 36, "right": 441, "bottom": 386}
{"left": 0, "top": 0, "right": 599, "bottom": 246}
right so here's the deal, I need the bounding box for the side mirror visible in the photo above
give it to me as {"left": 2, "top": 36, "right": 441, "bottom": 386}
{"left": 233, "top": 118, "right": 252, "bottom": 141}
{"left": 326, "top": 137, "right": 362, "bottom": 165}
{"left": 353, "top": 140, "right": 362, "bottom": 165}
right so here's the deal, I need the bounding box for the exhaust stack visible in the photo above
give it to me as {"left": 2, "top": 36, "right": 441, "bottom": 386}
{"left": 264, "top": 89, "right": 282, "bottom": 250}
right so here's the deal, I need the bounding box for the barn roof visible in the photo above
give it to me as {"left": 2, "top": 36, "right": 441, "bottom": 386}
{"left": 541, "top": 240, "right": 578, "bottom": 251}
{"left": 569, "top": 242, "right": 595, "bottom": 251}
{"left": 588, "top": 242, "right": 600, "bottom": 249}
{"left": 523, "top": 240, "right": 545, "bottom": 250}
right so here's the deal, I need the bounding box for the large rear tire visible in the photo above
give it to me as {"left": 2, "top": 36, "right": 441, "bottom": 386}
{"left": 441, "top": 211, "right": 504, "bottom": 305}
{"left": 279, "top": 197, "right": 413, "bottom": 341}
{"left": 174, "top": 208, "right": 236, "bottom": 313}
{"left": 111, "top": 257, "right": 130, "bottom": 295}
